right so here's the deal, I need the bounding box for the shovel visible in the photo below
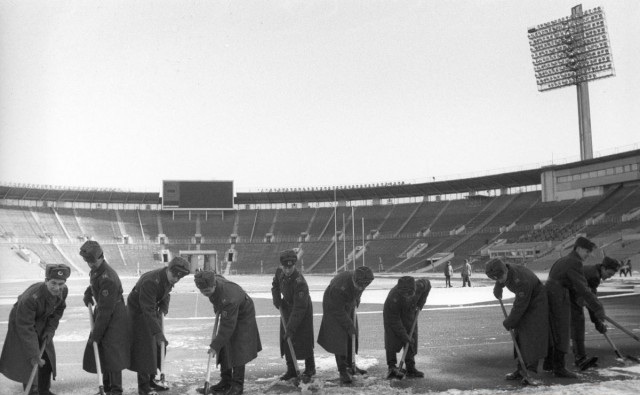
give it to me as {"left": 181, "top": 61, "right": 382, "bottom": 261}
{"left": 604, "top": 316, "right": 640, "bottom": 342}
{"left": 279, "top": 307, "right": 301, "bottom": 385}
{"left": 153, "top": 313, "right": 170, "bottom": 390}
{"left": 24, "top": 337, "right": 48, "bottom": 394}
{"left": 499, "top": 299, "right": 540, "bottom": 386}
{"left": 87, "top": 305, "right": 106, "bottom": 395}
{"left": 603, "top": 331, "right": 640, "bottom": 363}
{"left": 202, "top": 313, "right": 221, "bottom": 394}
{"left": 396, "top": 310, "right": 420, "bottom": 379}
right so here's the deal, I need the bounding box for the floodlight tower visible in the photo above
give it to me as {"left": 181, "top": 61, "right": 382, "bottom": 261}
{"left": 527, "top": 4, "right": 615, "bottom": 160}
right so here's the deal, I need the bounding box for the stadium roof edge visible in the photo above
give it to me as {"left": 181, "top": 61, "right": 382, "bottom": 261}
{"left": 2, "top": 149, "right": 638, "bottom": 206}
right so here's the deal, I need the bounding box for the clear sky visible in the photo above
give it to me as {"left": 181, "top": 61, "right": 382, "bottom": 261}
{"left": 1, "top": 0, "right": 638, "bottom": 193}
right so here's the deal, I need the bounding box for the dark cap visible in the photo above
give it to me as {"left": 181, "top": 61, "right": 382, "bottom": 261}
{"left": 280, "top": 249, "right": 298, "bottom": 267}
{"left": 353, "top": 266, "right": 374, "bottom": 287}
{"left": 168, "top": 256, "right": 190, "bottom": 278}
{"left": 80, "top": 240, "right": 103, "bottom": 261}
{"left": 194, "top": 270, "right": 216, "bottom": 289}
{"left": 574, "top": 236, "right": 596, "bottom": 252}
{"left": 485, "top": 258, "right": 507, "bottom": 280}
{"left": 45, "top": 264, "right": 71, "bottom": 281}
{"left": 602, "top": 256, "right": 621, "bottom": 272}
{"left": 397, "top": 276, "right": 415, "bottom": 295}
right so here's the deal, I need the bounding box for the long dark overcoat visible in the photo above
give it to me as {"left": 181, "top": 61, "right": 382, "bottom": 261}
{"left": 82, "top": 261, "right": 131, "bottom": 373}
{"left": 271, "top": 267, "right": 314, "bottom": 359}
{"left": 570, "top": 264, "right": 604, "bottom": 348}
{"left": 546, "top": 251, "right": 603, "bottom": 353}
{"left": 208, "top": 277, "right": 262, "bottom": 367}
{"left": 0, "top": 283, "right": 67, "bottom": 385}
{"left": 383, "top": 279, "right": 431, "bottom": 355}
{"left": 317, "top": 271, "right": 362, "bottom": 356}
{"left": 127, "top": 268, "right": 173, "bottom": 374}
{"left": 383, "top": 286, "right": 414, "bottom": 353}
{"left": 494, "top": 264, "right": 548, "bottom": 367}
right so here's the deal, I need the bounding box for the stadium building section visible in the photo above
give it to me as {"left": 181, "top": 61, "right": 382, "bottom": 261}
{"left": 0, "top": 149, "right": 638, "bottom": 276}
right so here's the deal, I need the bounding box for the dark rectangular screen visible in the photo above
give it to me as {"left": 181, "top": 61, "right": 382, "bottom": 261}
{"left": 162, "top": 180, "right": 234, "bottom": 210}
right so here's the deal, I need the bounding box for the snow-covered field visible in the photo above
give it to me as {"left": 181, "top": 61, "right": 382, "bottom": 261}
{"left": 1, "top": 273, "right": 639, "bottom": 394}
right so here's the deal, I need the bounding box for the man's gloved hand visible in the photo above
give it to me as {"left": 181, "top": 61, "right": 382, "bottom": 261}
{"left": 347, "top": 325, "right": 357, "bottom": 337}
{"left": 403, "top": 336, "right": 415, "bottom": 345}
{"left": 30, "top": 357, "right": 45, "bottom": 368}
{"left": 83, "top": 293, "right": 94, "bottom": 307}
{"left": 594, "top": 309, "right": 606, "bottom": 322}
{"left": 493, "top": 287, "right": 503, "bottom": 300}
{"left": 502, "top": 319, "right": 513, "bottom": 331}
{"left": 88, "top": 331, "right": 100, "bottom": 345}
{"left": 282, "top": 327, "right": 292, "bottom": 340}
{"left": 157, "top": 334, "right": 169, "bottom": 346}
{"left": 273, "top": 299, "right": 281, "bottom": 310}
{"left": 595, "top": 320, "right": 607, "bottom": 334}
{"left": 158, "top": 306, "right": 168, "bottom": 316}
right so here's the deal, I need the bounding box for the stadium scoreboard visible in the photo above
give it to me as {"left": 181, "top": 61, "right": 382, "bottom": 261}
{"left": 528, "top": 6, "right": 614, "bottom": 92}
{"left": 162, "top": 180, "right": 234, "bottom": 210}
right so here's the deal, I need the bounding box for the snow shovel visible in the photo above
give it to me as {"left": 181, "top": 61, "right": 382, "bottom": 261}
{"left": 279, "top": 307, "right": 300, "bottom": 385}
{"left": 499, "top": 299, "right": 540, "bottom": 386}
{"left": 604, "top": 316, "right": 640, "bottom": 342}
{"left": 603, "top": 331, "right": 640, "bottom": 363}
{"left": 202, "top": 313, "right": 220, "bottom": 395}
{"left": 351, "top": 308, "right": 357, "bottom": 375}
{"left": 87, "top": 306, "right": 106, "bottom": 395}
{"left": 154, "top": 313, "right": 170, "bottom": 390}
{"left": 396, "top": 310, "right": 420, "bottom": 379}
{"left": 24, "top": 337, "right": 48, "bottom": 394}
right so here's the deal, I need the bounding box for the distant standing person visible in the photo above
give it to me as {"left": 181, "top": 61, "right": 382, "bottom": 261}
{"left": 317, "top": 266, "right": 374, "bottom": 384}
{"left": 0, "top": 264, "right": 70, "bottom": 395}
{"left": 487, "top": 259, "right": 548, "bottom": 381}
{"left": 461, "top": 260, "right": 472, "bottom": 287}
{"left": 444, "top": 262, "right": 453, "bottom": 288}
{"left": 628, "top": 259, "right": 633, "bottom": 277}
{"left": 271, "top": 250, "right": 316, "bottom": 383}
{"left": 570, "top": 256, "right": 621, "bottom": 370}
{"left": 81, "top": 240, "right": 131, "bottom": 395}
{"left": 546, "top": 237, "right": 605, "bottom": 378}
{"left": 194, "top": 271, "right": 262, "bottom": 395}
{"left": 127, "top": 257, "right": 191, "bottom": 395}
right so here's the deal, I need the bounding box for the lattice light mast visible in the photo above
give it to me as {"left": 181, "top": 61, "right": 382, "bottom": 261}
{"left": 528, "top": 4, "right": 615, "bottom": 160}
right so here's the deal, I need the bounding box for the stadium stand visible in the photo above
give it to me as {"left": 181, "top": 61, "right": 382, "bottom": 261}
{"left": 1, "top": 150, "right": 639, "bottom": 277}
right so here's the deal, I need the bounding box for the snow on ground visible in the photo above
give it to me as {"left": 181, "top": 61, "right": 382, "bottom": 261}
{"left": 1, "top": 274, "right": 639, "bottom": 394}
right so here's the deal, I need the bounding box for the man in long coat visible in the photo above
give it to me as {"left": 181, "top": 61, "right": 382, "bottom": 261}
{"left": 127, "top": 256, "right": 190, "bottom": 395}
{"left": 271, "top": 250, "right": 315, "bottom": 383}
{"left": 487, "top": 258, "right": 548, "bottom": 381}
{"left": 80, "top": 240, "right": 131, "bottom": 395}
{"left": 194, "top": 271, "right": 261, "bottom": 395}
{"left": 570, "top": 256, "right": 620, "bottom": 370}
{"left": 317, "top": 266, "right": 374, "bottom": 384}
{"left": 0, "top": 264, "right": 70, "bottom": 395}
{"left": 546, "top": 236, "right": 604, "bottom": 378}
{"left": 384, "top": 276, "right": 424, "bottom": 379}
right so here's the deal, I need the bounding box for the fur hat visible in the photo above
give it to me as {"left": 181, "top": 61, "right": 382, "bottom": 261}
{"left": 168, "top": 256, "right": 190, "bottom": 278}
{"left": 280, "top": 249, "right": 298, "bottom": 266}
{"left": 353, "top": 266, "right": 374, "bottom": 287}
{"left": 194, "top": 270, "right": 216, "bottom": 289}
{"left": 79, "top": 240, "right": 103, "bottom": 261}
{"left": 574, "top": 236, "right": 596, "bottom": 252}
{"left": 602, "top": 256, "right": 621, "bottom": 272}
{"left": 397, "top": 276, "right": 415, "bottom": 295}
{"left": 415, "top": 278, "right": 431, "bottom": 294}
{"left": 485, "top": 259, "right": 507, "bottom": 280}
{"left": 45, "top": 264, "right": 71, "bottom": 281}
